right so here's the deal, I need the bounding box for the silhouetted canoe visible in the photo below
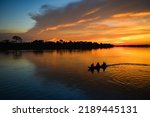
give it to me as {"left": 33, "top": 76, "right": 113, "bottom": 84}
{"left": 88, "top": 66, "right": 97, "bottom": 70}
{"left": 88, "top": 64, "right": 107, "bottom": 70}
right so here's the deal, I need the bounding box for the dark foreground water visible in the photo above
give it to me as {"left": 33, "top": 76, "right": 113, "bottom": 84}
{"left": 0, "top": 47, "right": 150, "bottom": 100}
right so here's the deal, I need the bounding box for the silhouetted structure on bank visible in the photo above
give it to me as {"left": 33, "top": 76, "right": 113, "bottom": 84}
{"left": 0, "top": 38, "right": 114, "bottom": 50}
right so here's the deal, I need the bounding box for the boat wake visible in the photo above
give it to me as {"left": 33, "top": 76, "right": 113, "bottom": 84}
{"left": 108, "top": 63, "right": 150, "bottom": 67}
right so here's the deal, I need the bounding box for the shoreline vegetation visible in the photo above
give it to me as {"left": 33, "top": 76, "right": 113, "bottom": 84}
{"left": 0, "top": 36, "right": 114, "bottom": 50}
{"left": 0, "top": 36, "right": 149, "bottom": 50}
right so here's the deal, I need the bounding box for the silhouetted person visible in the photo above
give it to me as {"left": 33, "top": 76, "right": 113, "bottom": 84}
{"left": 96, "top": 62, "right": 100, "bottom": 68}
{"left": 96, "top": 62, "right": 100, "bottom": 72}
{"left": 101, "top": 62, "right": 106, "bottom": 67}
{"left": 88, "top": 63, "right": 95, "bottom": 73}
{"left": 101, "top": 62, "right": 107, "bottom": 71}
{"left": 90, "top": 63, "right": 94, "bottom": 68}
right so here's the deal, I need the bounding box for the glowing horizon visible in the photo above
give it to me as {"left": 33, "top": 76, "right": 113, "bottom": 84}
{"left": 34, "top": 11, "right": 150, "bottom": 45}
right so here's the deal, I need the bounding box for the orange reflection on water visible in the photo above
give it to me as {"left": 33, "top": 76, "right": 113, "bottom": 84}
{"left": 24, "top": 48, "right": 150, "bottom": 90}
{"left": 25, "top": 48, "right": 150, "bottom": 69}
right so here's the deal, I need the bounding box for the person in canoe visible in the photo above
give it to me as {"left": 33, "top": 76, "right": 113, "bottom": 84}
{"left": 101, "top": 62, "right": 107, "bottom": 71}
{"left": 91, "top": 63, "right": 94, "bottom": 68}
{"left": 88, "top": 63, "right": 95, "bottom": 73}
{"left": 96, "top": 62, "right": 100, "bottom": 72}
{"left": 101, "top": 62, "right": 107, "bottom": 67}
{"left": 96, "top": 62, "right": 100, "bottom": 68}
{"left": 88, "top": 63, "right": 94, "bottom": 69}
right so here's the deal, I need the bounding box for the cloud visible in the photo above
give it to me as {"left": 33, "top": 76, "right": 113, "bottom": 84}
{"left": 27, "top": 0, "right": 106, "bottom": 34}
{"left": 112, "top": 12, "right": 150, "bottom": 18}
{"left": 28, "top": 0, "right": 150, "bottom": 32}
{"left": 0, "top": 0, "right": 149, "bottom": 44}
{"left": 39, "top": 16, "right": 99, "bottom": 33}
{"left": 82, "top": 8, "right": 100, "bottom": 17}
{"left": 26, "top": 0, "right": 150, "bottom": 44}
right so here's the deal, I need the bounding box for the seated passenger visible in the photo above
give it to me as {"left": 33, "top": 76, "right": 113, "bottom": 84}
{"left": 96, "top": 62, "right": 100, "bottom": 68}
{"left": 102, "top": 62, "right": 107, "bottom": 67}
{"left": 90, "top": 63, "right": 94, "bottom": 68}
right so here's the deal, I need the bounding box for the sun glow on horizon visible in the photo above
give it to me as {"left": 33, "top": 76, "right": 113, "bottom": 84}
{"left": 33, "top": 11, "right": 150, "bottom": 45}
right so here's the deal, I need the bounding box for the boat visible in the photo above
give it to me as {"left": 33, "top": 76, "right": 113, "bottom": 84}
{"left": 88, "top": 62, "right": 107, "bottom": 71}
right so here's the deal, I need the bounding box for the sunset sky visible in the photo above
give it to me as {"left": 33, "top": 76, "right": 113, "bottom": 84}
{"left": 0, "top": 0, "right": 150, "bottom": 44}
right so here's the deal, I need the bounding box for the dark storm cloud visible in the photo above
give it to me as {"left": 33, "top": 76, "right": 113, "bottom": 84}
{"left": 28, "top": 0, "right": 150, "bottom": 33}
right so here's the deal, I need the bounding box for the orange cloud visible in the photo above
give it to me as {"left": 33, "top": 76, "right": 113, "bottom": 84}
{"left": 112, "top": 12, "right": 150, "bottom": 18}
{"left": 82, "top": 8, "right": 100, "bottom": 17}
{"left": 84, "top": 11, "right": 150, "bottom": 44}
{"left": 39, "top": 17, "right": 99, "bottom": 34}
{"left": 35, "top": 11, "right": 150, "bottom": 45}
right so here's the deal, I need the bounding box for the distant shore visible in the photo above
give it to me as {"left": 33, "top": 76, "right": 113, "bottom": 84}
{"left": 0, "top": 40, "right": 114, "bottom": 50}
{"left": 0, "top": 37, "right": 150, "bottom": 50}
{"left": 114, "top": 44, "right": 150, "bottom": 48}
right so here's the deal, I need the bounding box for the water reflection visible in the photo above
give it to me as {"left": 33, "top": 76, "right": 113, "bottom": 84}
{"left": 0, "top": 48, "right": 150, "bottom": 99}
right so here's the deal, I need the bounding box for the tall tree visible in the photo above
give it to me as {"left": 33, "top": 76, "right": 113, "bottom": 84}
{"left": 12, "top": 36, "right": 22, "bottom": 43}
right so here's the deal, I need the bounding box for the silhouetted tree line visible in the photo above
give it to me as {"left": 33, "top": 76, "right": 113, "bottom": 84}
{"left": 0, "top": 36, "right": 114, "bottom": 50}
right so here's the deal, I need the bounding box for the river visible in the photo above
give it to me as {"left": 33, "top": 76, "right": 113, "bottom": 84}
{"left": 0, "top": 47, "right": 150, "bottom": 99}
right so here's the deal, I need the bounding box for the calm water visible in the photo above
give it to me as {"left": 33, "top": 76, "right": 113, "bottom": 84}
{"left": 0, "top": 47, "right": 150, "bottom": 99}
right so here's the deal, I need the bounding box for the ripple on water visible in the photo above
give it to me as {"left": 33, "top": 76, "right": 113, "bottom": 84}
{"left": 107, "top": 65, "right": 150, "bottom": 89}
